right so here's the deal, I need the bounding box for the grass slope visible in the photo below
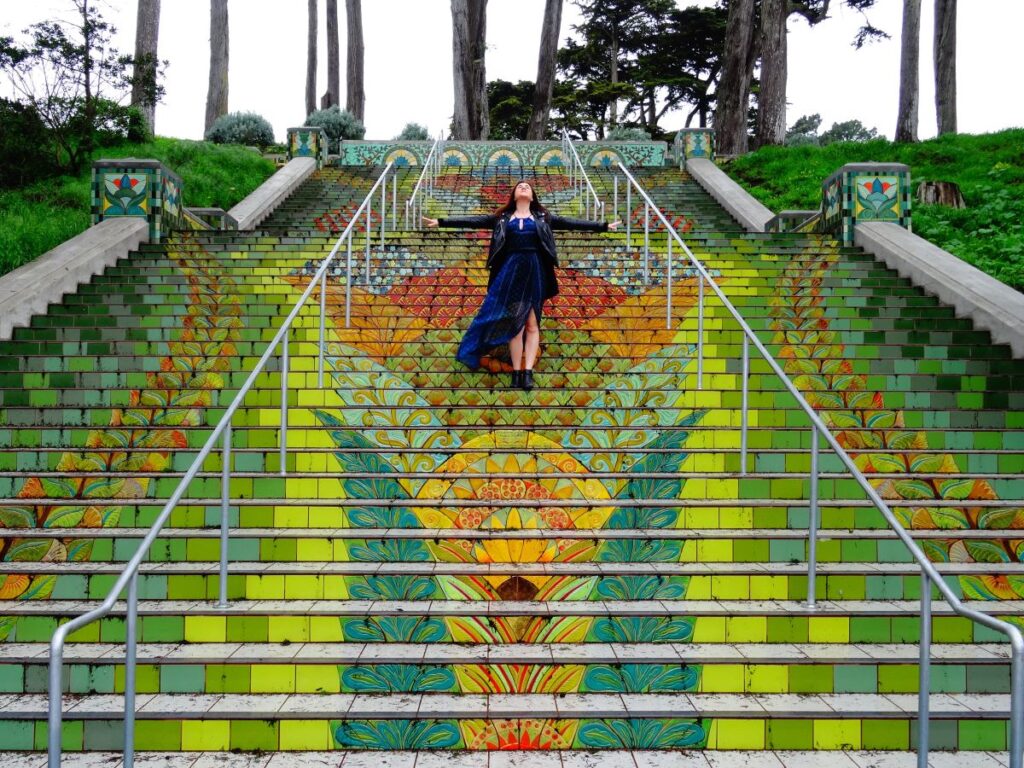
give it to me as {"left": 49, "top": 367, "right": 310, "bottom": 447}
{"left": 727, "top": 130, "right": 1024, "bottom": 290}
{"left": 0, "top": 137, "right": 276, "bottom": 277}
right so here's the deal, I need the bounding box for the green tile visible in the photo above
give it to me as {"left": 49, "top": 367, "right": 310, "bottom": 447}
{"left": 230, "top": 719, "right": 278, "bottom": 751}
{"left": 862, "top": 718, "right": 909, "bottom": 749}
{"left": 958, "top": 719, "right": 1006, "bottom": 750}
{"left": 766, "top": 718, "right": 813, "bottom": 749}
{"left": 207, "top": 663, "right": 251, "bottom": 693}
{"left": 834, "top": 665, "right": 876, "bottom": 693}
{"left": 160, "top": 664, "right": 206, "bottom": 693}
{"left": 788, "top": 665, "right": 832, "bottom": 693}
{"left": 0, "top": 719, "right": 33, "bottom": 749}
{"left": 0, "top": 664, "right": 24, "bottom": 693}
{"left": 766, "top": 617, "right": 808, "bottom": 643}
{"left": 850, "top": 617, "right": 890, "bottom": 643}
{"left": 879, "top": 664, "right": 918, "bottom": 693}
{"left": 136, "top": 719, "right": 182, "bottom": 750}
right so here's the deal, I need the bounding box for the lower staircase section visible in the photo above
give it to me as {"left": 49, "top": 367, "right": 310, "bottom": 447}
{"left": 0, "top": 161, "right": 1022, "bottom": 762}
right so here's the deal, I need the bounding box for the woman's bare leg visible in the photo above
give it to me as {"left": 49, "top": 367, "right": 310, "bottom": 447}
{"left": 508, "top": 327, "right": 525, "bottom": 370}
{"left": 523, "top": 310, "right": 541, "bottom": 370}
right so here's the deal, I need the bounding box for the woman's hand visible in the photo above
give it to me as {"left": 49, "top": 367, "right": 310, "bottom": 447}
{"left": 607, "top": 220, "right": 623, "bottom": 231}
{"left": 422, "top": 216, "right": 439, "bottom": 228}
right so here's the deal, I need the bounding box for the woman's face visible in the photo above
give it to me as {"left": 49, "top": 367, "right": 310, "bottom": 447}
{"left": 513, "top": 182, "right": 533, "bottom": 202}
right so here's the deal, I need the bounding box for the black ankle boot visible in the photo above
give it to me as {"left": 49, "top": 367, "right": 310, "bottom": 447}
{"left": 522, "top": 369, "right": 534, "bottom": 391}
{"left": 510, "top": 370, "right": 523, "bottom": 388}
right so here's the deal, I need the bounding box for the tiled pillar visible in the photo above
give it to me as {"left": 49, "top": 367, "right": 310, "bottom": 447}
{"left": 675, "top": 129, "right": 715, "bottom": 166}
{"left": 821, "top": 162, "right": 912, "bottom": 244}
{"left": 91, "top": 159, "right": 183, "bottom": 241}
{"left": 287, "top": 126, "right": 329, "bottom": 168}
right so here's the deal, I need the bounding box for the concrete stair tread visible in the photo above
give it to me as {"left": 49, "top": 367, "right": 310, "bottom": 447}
{"left": 4, "top": 527, "right": 1020, "bottom": 541}
{"left": 0, "top": 751, "right": 1011, "bottom": 768}
{"left": 0, "top": 641, "right": 1009, "bottom": 664}
{"left": 11, "top": 599, "right": 1024, "bottom": 617}
{"left": 2, "top": 691, "right": 1013, "bottom": 719}
{"left": 8, "top": 561, "right": 1024, "bottom": 576}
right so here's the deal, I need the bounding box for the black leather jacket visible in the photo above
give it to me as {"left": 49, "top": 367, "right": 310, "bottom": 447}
{"left": 437, "top": 212, "right": 609, "bottom": 300}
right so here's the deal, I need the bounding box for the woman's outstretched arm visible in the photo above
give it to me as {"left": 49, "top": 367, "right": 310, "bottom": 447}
{"left": 423, "top": 215, "right": 500, "bottom": 229}
{"left": 549, "top": 215, "right": 621, "bottom": 232}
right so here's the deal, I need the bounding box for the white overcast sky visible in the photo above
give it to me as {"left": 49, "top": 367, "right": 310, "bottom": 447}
{"left": 2, "top": 0, "right": 1022, "bottom": 143}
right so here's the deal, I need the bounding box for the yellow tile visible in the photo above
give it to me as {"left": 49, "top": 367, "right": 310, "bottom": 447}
{"left": 185, "top": 616, "right": 226, "bottom": 643}
{"left": 309, "top": 508, "right": 342, "bottom": 528}
{"left": 269, "top": 617, "right": 310, "bottom": 643}
{"left": 813, "top": 718, "right": 861, "bottom": 749}
{"left": 251, "top": 664, "right": 296, "bottom": 693}
{"left": 692, "top": 617, "right": 725, "bottom": 643}
{"left": 182, "top": 720, "right": 230, "bottom": 750}
{"left": 284, "top": 575, "right": 322, "bottom": 599}
{"left": 719, "top": 508, "right": 754, "bottom": 528}
{"left": 683, "top": 509, "right": 720, "bottom": 528}
{"left": 726, "top": 616, "right": 766, "bottom": 643}
{"left": 750, "top": 576, "right": 789, "bottom": 600}
{"left": 297, "top": 665, "right": 341, "bottom": 693}
{"left": 700, "top": 664, "right": 744, "bottom": 693}
{"left": 310, "top": 615, "right": 345, "bottom": 641}
{"left": 297, "top": 539, "right": 332, "bottom": 561}
{"left": 715, "top": 718, "right": 765, "bottom": 749}
{"left": 685, "top": 576, "right": 712, "bottom": 600}
{"left": 746, "top": 665, "right": 788, "bottom": 693}
{"left": 275, "top": 507, "right": 309, "bottom": 527}
{"left": 246, "top": 575, "right": 285, "bottom": 600}
{"left": 697, "top": 540, "right": 733, "bottom": 562}
{"left": 280, "top": 720, "right": 333, "bottom": 751}
{"left": 679, "top": 541, "right": 698, "bottom": 563}
{"left": 809, "top": 617, "right": 849, "bottom": 643}
{"left": 321, "top": 576, "right": 348, "bottom": 600}
{"left": 711, "top": 575, "right": 749, "bottom": 600}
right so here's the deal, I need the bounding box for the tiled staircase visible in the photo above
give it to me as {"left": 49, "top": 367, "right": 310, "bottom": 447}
{"left": 0, "top": 153, "right": 1022, "bottom": 767}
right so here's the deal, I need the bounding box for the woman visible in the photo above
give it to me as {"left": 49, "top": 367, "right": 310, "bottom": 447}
{"left": 423, "top": 180, "right": 620, "bottom": 391}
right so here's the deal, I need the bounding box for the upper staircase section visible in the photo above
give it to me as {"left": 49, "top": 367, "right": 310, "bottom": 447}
{"left": 0, "top": 142, "right": 1022, "bottom": 761}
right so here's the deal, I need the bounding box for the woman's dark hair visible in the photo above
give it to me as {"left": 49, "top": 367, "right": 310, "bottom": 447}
{"left": 494, "top": 180, "right": 549, "bottom": 219}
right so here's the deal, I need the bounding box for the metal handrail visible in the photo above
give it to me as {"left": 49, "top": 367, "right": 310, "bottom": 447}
{"left": 560, "top": 129, "right": 604, "bottom": 221}
{"left": 615, "top": 160, "right": 1024, "bottom": 768}
{"left": 47, "top": 162, "right": 397, "bottom": 768}
{"left": 405, "top": 136, "right": 444, "bottom": 229}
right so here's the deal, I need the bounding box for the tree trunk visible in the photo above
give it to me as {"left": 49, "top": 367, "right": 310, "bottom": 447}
{"left": 451, "top": 0, "right": 489, "bottom": 139}
{"left": 526, "top": 0, "right": 561, "bottom": 140}
{"left": 917, "top": 180, "right": 965, "bottom": 208}
{"left": 715, "top": 0, "right": 756, "bottom": 154}
{"left": 326, "top": 0, "right": 340, "bottom": 108}
{"left": 895, "top": 0, "right": 921, "bottom": 142}
{"left": 204, "top": 0, "right": 229, "bottom": 133}
{"left": 756, "top": 0, "right": 786, "bottom": 147}
{"left": 80, "top": 0, "right": 95, "bottom": 162}
{"left": 305, "top": 0, "right": 317, "bottom": 117}
{"left": 609, "top": 27, "right": 618, "bottom": 128}
{"left": 934, "top": 0, "right": 957, "bottom": 135}
{"left": 131, "top": 0, "right": 161, "bottom": 137}
{"left": 345, "top": 0, "right": 364, "bottom": 121}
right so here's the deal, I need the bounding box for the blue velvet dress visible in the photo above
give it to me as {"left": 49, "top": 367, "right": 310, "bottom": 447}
{"left": 456, "top": 216, "right": 544, "bottom": 369}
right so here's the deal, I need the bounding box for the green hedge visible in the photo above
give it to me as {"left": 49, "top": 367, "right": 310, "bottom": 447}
{"left": 727, "top": 130, "right": 1024, "bottom": 291}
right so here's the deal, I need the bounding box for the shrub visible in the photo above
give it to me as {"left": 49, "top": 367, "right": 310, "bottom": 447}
{"left": 397, "top": 122, "right": 429, "bottom": 141}
{"left": 0, "top": 99, "right": 59, "bottom": 189}
{"left": 305, "top": 106, "right": 365, "bottom": 152}
{"left": 205, "top": 111, "right": 276, "bottom": 148}
{"left": 607, "top": 126, "right": 651, "bottom": 141}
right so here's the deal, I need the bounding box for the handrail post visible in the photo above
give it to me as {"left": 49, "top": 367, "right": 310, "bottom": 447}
{"left": 345, "top": 233, "right": 353, "bottom": 328}
{"left": 918, "top": 569, "right": 932, "bottom": 768}
{"left": 380, "top": 171, "right": 387, "bottom": 248}
{"left": 807, "top": 425, "right": 820, "bottom": 609}
{"left": 364, "top": 200, "right": 371, "bottom": 285}
{"left": 625, "top": 182, "right": 632, "bottom": 248}
{"left": 48, "top": 633, "right": 65, "bottom": 767}
{"left": 1011, "top": 637, "right": 1024, "bottom": 768}
{"left": 741, "top": 334, "right": 749, "bottom": 475}
{"left": 643, "top": 201, "right": 650, "bottom": 284}
{"left": 123, "top": 572, "right": 139, "bottom": 767}
{"left": 405, "top": 199, "right": 410, "bottom": 230}
{"left": 613, "top": 175, "right": 618, "bottom": 222}
{"left": 279, "top": 333, "right": 289, "bottom": 477}
{"left": 318, "top": 271, "right": 327, "bottom": 387}
{"left": 392, "top": 171, "right": 397, "bottom": 231}
{"left": 217, "top": 422, "right": 231, "bottom": 608}
{"left": 697, "top": 275, "right": 704, "bottom": 390}
{"left": 665, "top": 235, "right": 673, "bottom": 330}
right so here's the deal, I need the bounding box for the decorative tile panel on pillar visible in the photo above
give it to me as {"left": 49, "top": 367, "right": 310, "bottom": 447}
{"left": 820, "top": 162, "right": 911, "bottom": 244}
{"left": 91, "top": 158, "right": 184, "bottom": 241}
{"left": 674, "top": 128, "right": 715, "bottom": 166}
{"left": 287, "top": 126, "right": 329, "bottom": 168}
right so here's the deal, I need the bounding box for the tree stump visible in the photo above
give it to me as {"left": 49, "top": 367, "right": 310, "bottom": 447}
{"left": 917, "top": 181, "right": 967, "bottom": 208}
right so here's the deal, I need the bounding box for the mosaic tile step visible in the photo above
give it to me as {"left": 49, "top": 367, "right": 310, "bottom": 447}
{"left": 0, "top": 694, "right": 1016, "bottom": 753}
{"left": 0, "top": 751, "right": 1013, "bottom": 768}
{"left": 2, "top": 661, "right": 1011, "bottom": 696}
